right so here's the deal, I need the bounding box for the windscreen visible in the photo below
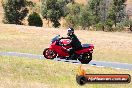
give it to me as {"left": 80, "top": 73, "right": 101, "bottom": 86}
{"left": 51, "top": 35, "right": 60, "bottom": 43}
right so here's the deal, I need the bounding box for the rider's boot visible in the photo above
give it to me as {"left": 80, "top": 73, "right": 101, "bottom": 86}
{"left": 66, "top": 54, "right": 77, "bottom": 60}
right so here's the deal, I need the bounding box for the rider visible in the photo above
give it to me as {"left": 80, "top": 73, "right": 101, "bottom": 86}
{"left": 66, "top": 27, "right": 82, "bottom": 60}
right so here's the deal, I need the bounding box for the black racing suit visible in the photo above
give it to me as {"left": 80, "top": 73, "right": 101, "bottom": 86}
{"left": 68, "top": 34, "right": 82, "bottom": 59}
{"left": 59, "top": 34, "right": 82, "bottom": 59}
{"left": 69, "top": 34, "right": 82, "bottom": 51}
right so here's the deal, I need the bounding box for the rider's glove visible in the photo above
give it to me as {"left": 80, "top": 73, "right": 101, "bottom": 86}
{"left": 67, "top": 48, "right": 72, "bottom": 52}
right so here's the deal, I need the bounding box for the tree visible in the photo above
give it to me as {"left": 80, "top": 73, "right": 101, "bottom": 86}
{"left": 128, "top": 19, "right": 132, "bottom": 31}
{"left": 41, "top": 0, "right": 66, "bottom": 28}
{"left": 2, "top": 0, "right": 29, "bottom": 25}
{"left": 28, "top": 12, "right": 43, "bottom": 27}
{"left": 65, "top": 3, "right": 95, "bottom": 30}
{"left": 105, "top": 19, "right": 114, "bottom": 31}
{"left": 88, "top": 0, "right": 103, "bottom": 25}
{"left": 65, "top": 3, "right": 81, "bottom": 28}
{"left": 65, "top": 0, "right": 75, "bottom": 4}
{"left": 78, "top": 7, "right": 92, "bottom": 30}
{"left": 107, "top": 0, "right": 127, "bottom": 27}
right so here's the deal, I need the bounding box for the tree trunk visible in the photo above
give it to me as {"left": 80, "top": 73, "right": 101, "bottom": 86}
{"left": 114, "top": 16, "right": 117, "bottom": 27}
{"left": 102, "top": 26, "right": 105, "bottom": 31}
{"left": 130, "top": 25, "right": 132, "bottom": 31}
{"left": 47, "top": 19, "right": 49, "bottom": 27}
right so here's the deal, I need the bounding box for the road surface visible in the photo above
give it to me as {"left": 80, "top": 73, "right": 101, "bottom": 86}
{"left": 0, "top": 52, "right": 132, "bottom": 70}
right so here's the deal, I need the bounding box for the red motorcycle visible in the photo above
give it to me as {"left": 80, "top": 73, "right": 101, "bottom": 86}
{"left": 43, "top": 35, "right": 94, "bottom": 64}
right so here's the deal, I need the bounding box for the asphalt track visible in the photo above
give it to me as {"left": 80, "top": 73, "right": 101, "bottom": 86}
{"left": 0, "top": 52, "right": 132, "bottom": 70}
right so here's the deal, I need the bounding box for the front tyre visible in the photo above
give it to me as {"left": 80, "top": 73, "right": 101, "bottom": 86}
{"left": 79, "top": 53, "right": 92, "bottom": 64}
{"left": 43, "top": 48, "right": 57, "bottom": 59}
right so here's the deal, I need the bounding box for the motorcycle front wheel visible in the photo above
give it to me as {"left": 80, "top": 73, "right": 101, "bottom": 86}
{"left": 43, "top": 48, "right": 57, "bottom": 59}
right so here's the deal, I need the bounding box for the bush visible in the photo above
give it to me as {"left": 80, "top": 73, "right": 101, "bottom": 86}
{"left": 28, "top": 12, "right": 43, "bottom": 27}
{"left": 95, "top": 23, "right": 105, "bottom": 31}
{"left": 113, "top": 23, "right": 124, "bottom": 31}
{"left": 2, "top": 0, "right": 28, "bottom": 25}
{"left": 105, "top": 19, "right": 114, "bottom": 31}
{"left": 112, "top": 19, "right": 130, "bottom": 31}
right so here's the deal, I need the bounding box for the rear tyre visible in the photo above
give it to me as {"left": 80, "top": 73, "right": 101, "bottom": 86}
{"left": 43, "top": 48, "right": 57, "bottom": 59}
{"left": 78, "top": 53, "right": 92, "bottom": 64}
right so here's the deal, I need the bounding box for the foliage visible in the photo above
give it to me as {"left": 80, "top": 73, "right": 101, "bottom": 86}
{"left": 107, "top": 0, "right": 127, "bottom": 27}
{"left": 28, "top": 12, "right": 43, "bottom": 27}
{"left": 65, "top": 3, "right": 93, "bottom": 29}
{"left": 105, "top": 19, "right": 114, "bottom": 31}
{"left": 95, "top": 22, "right": 105, "bottom": 31}
{"left": 88, "top": 0, "right": 103, "bottom": 25}
{"left": 128, "top": 19, "right": 132, "bottom": 31}
{"left": 78, "top": 7, "right": 93, "bottom": 30}
{"left": 65, "top": 3, "right": 81, "bottom": 28}
{"left": 2, "top": 0, "right": 128, "bottom": 31}
{"left": 65, "top": 0, "right": 75, "bottom": 4}
{"left": 41, "top": 0, "right": 66, "bottom": 28}
{"left": 2, "top": 0, "right": 29, "bottom": 25}
{"left": 26, "top": 1, "right": 35, "bottom": 7}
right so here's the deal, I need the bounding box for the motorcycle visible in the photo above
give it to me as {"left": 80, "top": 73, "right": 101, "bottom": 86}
{"left": 43, "top": 35, "right": 94, "bottom": 64}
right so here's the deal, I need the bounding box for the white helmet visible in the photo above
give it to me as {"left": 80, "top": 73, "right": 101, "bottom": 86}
{"left": 67, "top": 27, "right": 74, "bottom": 36}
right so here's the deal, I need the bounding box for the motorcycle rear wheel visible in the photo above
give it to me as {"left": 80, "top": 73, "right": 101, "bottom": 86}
{"left": 78, "top": 53, "right": 92, "bottom": 64}
{"left": 43, "top": 48, "right": 57, "bottom": 59}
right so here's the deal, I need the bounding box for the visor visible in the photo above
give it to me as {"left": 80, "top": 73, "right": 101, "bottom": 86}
{"left": 67, "top": 28, "right": 73, "bottom": 33}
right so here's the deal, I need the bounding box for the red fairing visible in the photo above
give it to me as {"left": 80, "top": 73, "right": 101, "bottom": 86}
{"left": 75, "top": 46, "right": 94, "bottom": 54}
{"left": 89, "top": 44, "right": 94, "bottom": 49}
{"left": 47, "top": 38, "right": 94, "bottom": 57}
{"left": 49, "top": 41, "right": 69, "bottom": 57}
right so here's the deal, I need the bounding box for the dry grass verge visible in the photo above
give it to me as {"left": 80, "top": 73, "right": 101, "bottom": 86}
{"left": 0, "top": 56, "right": 132, "bottom": 88}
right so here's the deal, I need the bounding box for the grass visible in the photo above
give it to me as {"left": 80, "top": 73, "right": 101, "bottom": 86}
{"left": 0, "top": 24, "right": 132, "bottom": 64}
{"left": 0, "top": 56, "right": 132, "bottom": 88}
